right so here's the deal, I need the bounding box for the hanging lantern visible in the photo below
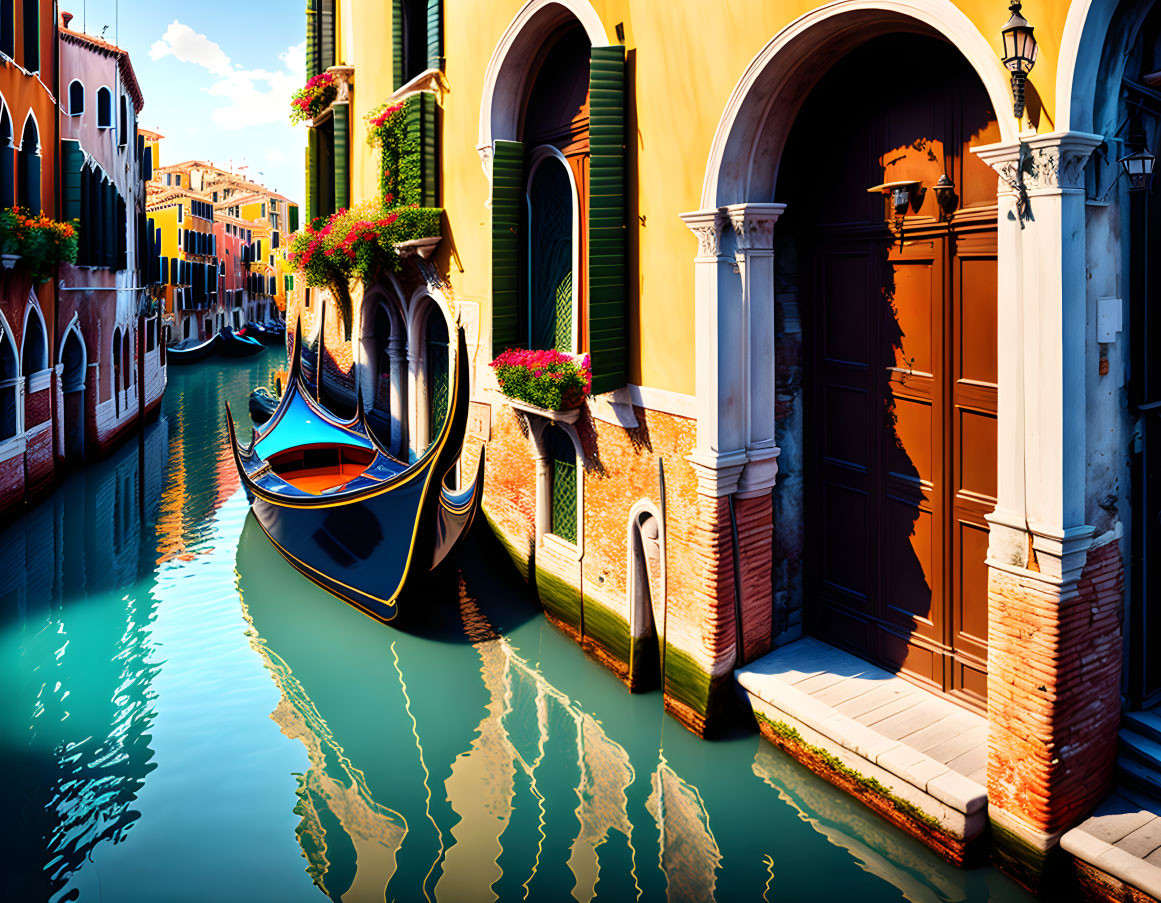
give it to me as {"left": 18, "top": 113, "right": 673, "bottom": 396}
{"left": 1120, "top": 143, "right": 1156, "bottom": 192}
{"left": 1001, "top": 1, "right": 1038, "bottom": 119}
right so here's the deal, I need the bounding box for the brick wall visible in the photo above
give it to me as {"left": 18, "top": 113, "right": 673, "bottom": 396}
{"left": 987, "top": 535, "right": 1124, "bottom": 851}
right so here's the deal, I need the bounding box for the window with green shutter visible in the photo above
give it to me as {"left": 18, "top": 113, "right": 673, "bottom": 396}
{"left": 491, "top": 139, "right": 524, "bottom": 354}
{"left": 61, "top": 140, "right": 83, "bottom": 224}
{"left": 547, "top": 426, "right": 577, "bottom": 543}
{"left": 333, "top": 102, "right": 350, "bottom": 211}
{"left": 587, "top": 45, "right": 628, "bottom": 395}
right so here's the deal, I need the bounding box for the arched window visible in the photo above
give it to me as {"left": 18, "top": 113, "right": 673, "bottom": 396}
{"left": 0, "top": 105, "right": 13, "bottom": 209}
{"left": 122, "top": 328, "right": 132, "bottom": 387}
{"left": 21, "top": 307, "right": 46, "bottom": 379}
{"left": 425, "top": 306, "right": 449, "bottom": 436}
{"left": 546, "top": 425, "right": 577, "bottom": 544}
{"left": 527, "top": 154, "right": 574, "bottom": 351}
{"left": 61, "top": 327, "right": 85, "bottom": 391}
{"left": 118, "top": 95, "right": 128, "bottom": 148}
{"left": 17, "top": 114, "right": 38, "bottom": 212}
{"left": 68, "top": 80, "right": 83, "bottom": 116}
{"left": 21, "top": 0, "right": 35, "bottom": 72}
{"left": 0, "top": 325, "right": 17, "bottom": 440}
{"left": 97, "top": 87, "right": 112, "bottom": 129}
{"left": 112, "top": 327, "right": 122, "bottom": 410}
{"left": 0, "top": 1, "right": 12, "bottom": 59}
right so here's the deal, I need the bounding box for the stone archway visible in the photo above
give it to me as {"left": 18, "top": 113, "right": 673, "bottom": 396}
{"left": 59, "top": 325, "right": 87, "bottom": 463}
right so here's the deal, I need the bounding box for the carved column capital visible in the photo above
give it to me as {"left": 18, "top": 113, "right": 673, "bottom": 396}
{"left": 973, "top": 131, "right": 1102, "bottom": 194}
{"left": 723, "top": 202, "right": 786, "bottom": 253}
{"left": 679, "top": 209, "right": 728, "bottom": 259}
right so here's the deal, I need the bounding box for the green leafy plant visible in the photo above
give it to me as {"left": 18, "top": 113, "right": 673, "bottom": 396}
{"left": 489, "top": 349, "right": 592, "bottom": 410}
{"left": 0, "top": 207, "right": 79, "bottom": 283}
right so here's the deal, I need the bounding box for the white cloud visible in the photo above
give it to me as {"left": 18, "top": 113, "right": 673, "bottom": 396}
{"left": 150, "top": 20, "right": 305, "bottom": 131}
{"left": 149, "top": 21, "right": 232, "bottom": 77}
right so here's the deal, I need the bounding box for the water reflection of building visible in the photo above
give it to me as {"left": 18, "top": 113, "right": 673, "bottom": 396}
{"left": 0, "top": 416, "right": 168, "bottom": 900}
{"left": 237, "top": 521, "right": 724, "bottom": 902}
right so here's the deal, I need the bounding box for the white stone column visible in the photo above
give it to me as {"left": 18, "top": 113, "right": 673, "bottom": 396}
{"left": 680, "top": 209, "right": 748, "bottom": 497}
{"left": 409, "top": 345, "right": 430, "bottom": 457}
{"left": 973, "top": 131, "right": 1102, "bottom": 583}
{"left": 388, "top": 334, "right": 407, "bottom": 456}
{"left": 725, "top": 202, "right": 785, "bottom": 498}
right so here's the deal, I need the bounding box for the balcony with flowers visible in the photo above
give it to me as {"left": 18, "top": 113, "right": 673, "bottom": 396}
{"left": 489, "top": 349, "right": 592, "bottom": 421}
{"left": 0, "top": 208, "right": 79, "bottom": 283}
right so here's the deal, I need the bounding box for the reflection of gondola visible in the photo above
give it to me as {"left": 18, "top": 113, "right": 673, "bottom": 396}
{"left": 167, "top": 333, "right": 220, "bottom": 364}
{"left": 218, "top": 326, "right": 265, "bottom": 358}
{"left": 225, "top": 308, "right": 484, "bottom": 622}
{"left": 248, "top": 386, "right": 278, "bottom": 424}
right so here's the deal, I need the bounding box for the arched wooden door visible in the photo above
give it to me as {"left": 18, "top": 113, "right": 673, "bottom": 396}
{"left": 787, "top": 36, "right": 999, "bottom": 711}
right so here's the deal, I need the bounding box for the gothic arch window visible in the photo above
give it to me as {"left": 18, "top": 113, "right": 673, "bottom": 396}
{"left": 0, "top": 321, "right": 17, "bottom": 440}
{"left": 526, "top": 151, "right": 575, "bottom": 352}
{"left": 97, "top": 87, "right": 112, "bottom": 129}
{"left": 20, "top": 304, "right": 46, "bottom": 379}
{"left": 0, "top": 104, "right": 11, "bottom": 209}
{"left": 17, "top": 113, "right": 38, "bottom": 212}
{"left": 68, "top": 79, "right": 84, "bottom": 116}
{"left": 111, "top": 327, "right": 122, "bottom": 413}
{"left": 425, "top": 304, "right": 449, "bottom": 437}
{"left": 545, "top": 424, "right": 578, "bottom": 544}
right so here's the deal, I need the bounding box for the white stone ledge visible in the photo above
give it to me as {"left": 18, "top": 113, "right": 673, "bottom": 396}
{"left": 737, "top": 648, "right": 988, "bottom": 826}
{"left": 1062, "top": 819, "right": 1161, "bottom": 901}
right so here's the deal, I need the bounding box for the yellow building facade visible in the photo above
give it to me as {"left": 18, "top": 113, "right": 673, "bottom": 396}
{"left": 288, "top": 1, "right": 1161, "bottom": 892}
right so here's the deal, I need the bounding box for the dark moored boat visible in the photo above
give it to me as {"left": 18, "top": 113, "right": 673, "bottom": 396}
{"left": 246, "top": 322, "right": 286, "bottom": 346}
{"left": 219, "top": 326, "right": 265, "bottom": 358}
{"left": 248, "top": 386, "right": 279, "bottom": 424}
{"left": 167, "top": 333, "right": 220, "bottom": 364}
{"left": 225, "top": 312, "right": 484, "bottom": 623}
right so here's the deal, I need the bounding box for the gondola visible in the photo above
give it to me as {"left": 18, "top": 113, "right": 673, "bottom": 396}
{"left": 248, "top": 386, "right": 279, "bottom": 424}
{"left": 218, "top": 325, "right": 265, "bottom": 358}
{"left": 166, "top": 333, "right": 220, "bottom": 364}
{"left": 245, "top": 322, "right": 286, "bottom": 346}
{"left": 225, "top": 307, "right": 484, "bottom": 623}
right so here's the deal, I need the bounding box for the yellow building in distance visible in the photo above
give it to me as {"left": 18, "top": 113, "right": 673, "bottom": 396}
{"left": 283, "top": 1, "right": 1161, "bottom": 893}
{"left": 145, "top": 138, "right": 299, "bottom": 342}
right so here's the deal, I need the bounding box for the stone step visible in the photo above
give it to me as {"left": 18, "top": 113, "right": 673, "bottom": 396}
{"left": 1061, "top": 785, "right": 1161, "bottom": 902}
{"left": 1122, "top": 730, "right": 1161, "bottom": 772}
{"left": 1124, "top": 709, "right": 1161, "bottom": 746}
{"left": 1119, "top": 754, "right": 1161, "bottom": 800}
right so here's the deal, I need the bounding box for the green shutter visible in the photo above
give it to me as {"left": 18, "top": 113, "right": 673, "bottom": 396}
{"left": 289, "top": 204, "right": 299, "bottom": 233}
{"left": 392, "top": 0, "right": 405, "bottom": 90}
{"left": 305, "top": 0, "right": 320, "bottom": 76}
{"left": 426, "top": 0, "right": 442, "bottom": 70}
{"left": 404, "top": 92, "right": 438, "bottom": 207}
{"left": 587, "top": 45, "right": 627, "bottom": 395}
{"left": 321, "top": 0, "right": 335, "bottom": 69}
{"left": 491, "top": 140, "right": 523, "bottom": 354}
{"left": 333, "top": 103, "right": 350, "bottom": 211}
{"left": 307, "top": 129, "right": 320, "bottom": 223}
{"left": 61, "top": 140, "right": 83, "bottom": 223}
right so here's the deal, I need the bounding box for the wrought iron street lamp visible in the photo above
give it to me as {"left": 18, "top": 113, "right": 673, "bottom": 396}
{"left": 1120, "top": 143, "right": 1156, "bottom": 192}
{"left": 1001, "top": 1, "right": 1038, "bottom": 119}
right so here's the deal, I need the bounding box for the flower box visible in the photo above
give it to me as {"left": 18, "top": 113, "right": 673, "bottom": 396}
{"left": 489, "top": 349, "right": 591, "bottom": 413}
{"left": 290, "top": 72, "right": 339, "bottom": 125}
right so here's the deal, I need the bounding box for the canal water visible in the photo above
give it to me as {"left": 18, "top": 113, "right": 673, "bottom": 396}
{"left": 0, "top": 351, "right": 1037, "bottom": 903}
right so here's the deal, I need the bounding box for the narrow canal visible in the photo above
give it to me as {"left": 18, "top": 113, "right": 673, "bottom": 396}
{"left": 1, "top": 352, "right": 1036, "bottom": 903}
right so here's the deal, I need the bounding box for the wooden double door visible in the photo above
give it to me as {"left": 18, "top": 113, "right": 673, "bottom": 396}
{"left": 806, "top": 217, "right": 998, "bottom": 710}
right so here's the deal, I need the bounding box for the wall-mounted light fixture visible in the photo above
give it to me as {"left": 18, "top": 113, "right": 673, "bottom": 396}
{"left": 933, "top": 174, "right": 957, "bottom": 220}
{"left": 1001, "top": 1, "right": 1038, "bottom": 119}
{"left": 868, "top": 180, "right": 922, "bottom": 242}
{"left": 1120, "top": 142, "right": 1156, "bottom": 192}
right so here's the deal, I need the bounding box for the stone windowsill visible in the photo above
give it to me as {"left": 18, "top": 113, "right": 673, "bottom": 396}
{"left": 505, "top": 396, "right": 581, "bottom": 424}
{"left": 0, "top": 433, "right": 26, "bottom": 463}
{"left": 393, "top": 235, "right": 441, "bottom": 259}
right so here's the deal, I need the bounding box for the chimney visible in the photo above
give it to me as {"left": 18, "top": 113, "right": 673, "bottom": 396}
{"left": 60, "top": 11, "right": 73, "bottom": 28}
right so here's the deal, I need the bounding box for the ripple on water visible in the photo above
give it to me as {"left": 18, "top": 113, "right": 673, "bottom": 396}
{"left": 0, "top": 349, "right": 1036, "bottom": 903}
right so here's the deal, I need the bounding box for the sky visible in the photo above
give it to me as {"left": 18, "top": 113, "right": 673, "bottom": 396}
{"left": 73, "top": 0, "right": 306, "bottom": 203}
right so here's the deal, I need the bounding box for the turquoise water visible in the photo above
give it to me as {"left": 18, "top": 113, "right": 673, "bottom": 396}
{"left": 0, "top": 351, "right": 1037, "bottom": 902}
